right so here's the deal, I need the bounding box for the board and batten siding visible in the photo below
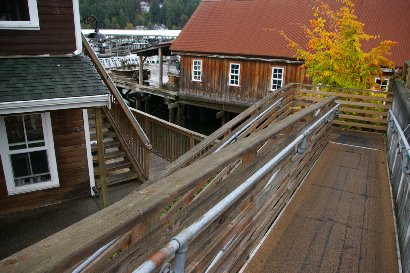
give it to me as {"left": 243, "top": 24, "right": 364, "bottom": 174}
{"left": 0, "top": 0, "right": 77, "bottom": 56}
{"left": 0, "top": 109, "right": 90, "bottom": 215}
{"left": 179, "top": 55, "right": 307, "bottom": 104}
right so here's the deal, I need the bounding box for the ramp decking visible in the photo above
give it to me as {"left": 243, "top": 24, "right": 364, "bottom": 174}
{"left": 243, "top": 129, "right": 399, "bottom": 273}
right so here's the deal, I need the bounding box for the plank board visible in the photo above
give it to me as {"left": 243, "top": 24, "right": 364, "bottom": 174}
{"left": 243, "top": 129, "right": 398, "bottom": 273}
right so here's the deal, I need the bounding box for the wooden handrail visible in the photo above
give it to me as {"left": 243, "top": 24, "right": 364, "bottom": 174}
{"left": 131, "top": 108, "right": 205, "bottom": 141}
{"left": 82, "top": 35, "right": 152, "bottom": 179}
{"left": 0, "top": 96, "right": 336, "bottom": 273}
{"left": 131, "top": 108, "right": 206, "bottom": 161}
{"left": 293, "top": 83, "right": 391, "bottom": 132}
{"left": 146, "top": 83, "right": 295, "bottom": 180}
{"left": 82, "top": 35, "right": 151, "bottom": 149}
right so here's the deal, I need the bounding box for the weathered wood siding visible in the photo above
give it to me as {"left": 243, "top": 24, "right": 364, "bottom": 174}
{"left": 179, "top": 55, "right": 308, "bottom": 104}
{"left": 0, "top": 109, "right": 90, "bottom": 215}
{"left": 0, "top": 0, "right": 77, "bottom": 56}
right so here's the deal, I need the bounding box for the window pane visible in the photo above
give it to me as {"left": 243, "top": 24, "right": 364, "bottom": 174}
{"left": 30, "top": 150, "right": 50, "bottom": 174}
{"left": 5, "top": 115, "right": 25, "bottom": 147}
{"left": 11, "top": 151, "right": 51, "bottom": 187}
{"left": 271, "top": 67, "right": 284, "bottom": 90}
{"left": 0, "top": 0, "right": 30, "bottom": 21}
{"left": 193, "top": 60, "right": 202, "bottom": 81}
{"left": 10, "top": 153, "right": 30, "bottom": 179}
{"left": 24, "top": 114, "right": 45, "bottom": 145}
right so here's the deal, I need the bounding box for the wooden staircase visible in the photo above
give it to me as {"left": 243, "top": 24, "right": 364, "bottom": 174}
{"left": 82, "top": 34, "right": 152, "bottom": 194}
{"left": 88, "top": 109, "right": 139, "bottom": 187}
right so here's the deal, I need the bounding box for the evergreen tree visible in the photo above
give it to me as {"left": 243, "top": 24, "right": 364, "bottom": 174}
{"left": 80, "top": 0, "right": 200, "bottom": 29}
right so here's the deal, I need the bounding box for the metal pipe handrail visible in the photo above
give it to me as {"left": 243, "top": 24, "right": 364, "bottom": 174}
{"left": 214, "top": 97, "right": 283, "bottom": 153}
{"left": 389, "top": 110, "right": 410, "bottom": 158}
{"left": 72, "top": 238, "right": 118, "bottom": 273}
{"left": 388, "top": 110, "right": 410, "bottom": 175}
{"left": 133, "top": 103, "right": 340, "bottom": 273}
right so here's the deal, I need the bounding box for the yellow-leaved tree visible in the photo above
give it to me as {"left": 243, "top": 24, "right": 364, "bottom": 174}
{"left": 282, "top": 0, "right": 397, "bottom": 89}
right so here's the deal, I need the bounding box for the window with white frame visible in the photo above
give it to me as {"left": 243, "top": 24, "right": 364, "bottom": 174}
{"left": 0, "top": 0, "right": 39, "bottom": 30}
{"left": 229, "top": 63, "right": 240, "bottom": 86}
{"left": 192, "top": 60, "right": 202, "bottom": 81}
{"left": 271, "top": 67, "right": 284, "bottom": 90}
{"left": 375, "top": 77, "right": 389, "bottom": 91}
{"left": 0, "top": 113, "right": 59, "bottom": 195}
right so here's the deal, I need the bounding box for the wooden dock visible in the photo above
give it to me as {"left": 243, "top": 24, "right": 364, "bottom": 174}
{"left": 242, "top": 128, "right": 399, "bottom": 273}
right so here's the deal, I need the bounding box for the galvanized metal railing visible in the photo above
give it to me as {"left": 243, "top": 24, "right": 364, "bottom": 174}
{"left": 386, "top": 110, "right": 410, "bottom": 273}
{"left": 214, "top": 97, "right": 284, "bottom": 153}
{"left": 133, "top": 103, "right": 340, "bottom": 273}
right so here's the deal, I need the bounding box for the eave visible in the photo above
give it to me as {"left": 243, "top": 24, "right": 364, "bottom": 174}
{"left": 0, "top": 95, "right": 110, "bottom": 115}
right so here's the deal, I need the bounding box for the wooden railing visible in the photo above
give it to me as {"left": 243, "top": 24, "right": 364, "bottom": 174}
{"left": 293, "top": 83, "right": 392, "bottom": 131}
{"left": 131, "top": 109, "right": 206, "bottom": 161}
{"left": 0, "top": 95, "right": 337, "bottom": 273}
{"left": 82, "top": 35, "right": 152, "bottom": 180}
{"left": 150, "top": 84, "right": 295, "bottom": 181}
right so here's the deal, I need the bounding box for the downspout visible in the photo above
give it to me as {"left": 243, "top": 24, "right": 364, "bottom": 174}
{"left": 72, "top": 0, "right": 83, "bottom": 55}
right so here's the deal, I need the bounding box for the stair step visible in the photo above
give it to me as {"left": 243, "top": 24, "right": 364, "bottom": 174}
{"left": 92, "top": 140, "right": 121, "bottom": 151}
{"left": 90, "top": 130, "right": 117, "bottom": 141}
{"left": 107, "top": 172, "right": 139, "bottom": 186}
{"left": 95, "top": 160, "right": 132, "bottom": 175}
{"left": 93, "top": 150, "right": 126, "bottom": 162}
{"left": 88, "top": 120, "right": 112, "bottom": 129}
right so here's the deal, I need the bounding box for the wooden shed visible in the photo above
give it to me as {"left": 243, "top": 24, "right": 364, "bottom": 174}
{"left": 171, "top": 0, "right": 410, "bottom": 105}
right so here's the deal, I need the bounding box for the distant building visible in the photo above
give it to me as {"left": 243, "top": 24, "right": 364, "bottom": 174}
{"left": 140, "top": 1, "right": 150, "bottom": 13}
{"left": 171, "top": 0, "right": 410, "bottom": 105}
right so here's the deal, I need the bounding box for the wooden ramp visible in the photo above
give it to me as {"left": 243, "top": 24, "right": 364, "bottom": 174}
{"left": 243, "top": 128, "right": 399, "bottom": 273}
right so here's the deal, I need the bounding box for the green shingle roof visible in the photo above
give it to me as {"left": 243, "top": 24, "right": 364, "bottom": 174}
{"left": 0, "top": 56, "right": 109, "bottom": 103}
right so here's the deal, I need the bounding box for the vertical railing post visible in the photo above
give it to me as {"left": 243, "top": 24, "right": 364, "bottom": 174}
{"left": 139, "top": 55, "right": 144, "bottom": 85}
{"left": 173, "top": 242, "right": 188, "bottom": 273}
{"left": 159, "top": 47, "right": 163, "bottom": 89}
{"left": 143, "top": 147, "right": 150, "bottom": 179}
{"left": 95, "top": 107, "right": 109, "bottom": 208}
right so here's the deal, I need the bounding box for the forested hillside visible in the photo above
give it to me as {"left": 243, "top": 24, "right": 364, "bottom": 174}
{"left": 80, "top": 0, "right": 200, "bottom": 29}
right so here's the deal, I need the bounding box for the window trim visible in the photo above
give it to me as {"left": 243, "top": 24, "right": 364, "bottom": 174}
{"left": 271, "top": 67, "right": 285, "bottom": 91}
{"left": 374, "top": 77, "right": 389, "bottom": 91}
{"left": 0, "top": 0, "right": 40, "bottom": 30}
{"left": 229, "top": 63, "right": 241, "bottom": 87}
{"left": 192, "top": 59, "right": 202, "bottom": 82}
{"left": 0, "top": 112, "right": 59, "bottom": 195}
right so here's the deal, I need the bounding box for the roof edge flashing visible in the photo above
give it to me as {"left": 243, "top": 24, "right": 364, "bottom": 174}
{"left": 0, "top": 95, "right": 110, "bottom": 115}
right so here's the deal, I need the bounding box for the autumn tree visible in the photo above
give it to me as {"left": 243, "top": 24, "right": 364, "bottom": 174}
{"left": 282, "top": 0, "right": 397, "bottom": 89}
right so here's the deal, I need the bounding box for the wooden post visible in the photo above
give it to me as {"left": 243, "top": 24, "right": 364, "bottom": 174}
{"left": 159, "top": 47, "right": 163, "bottom": 89}
{"left": 169, "top": 106, "right": 176, "bottom": 123}
{"left": 95, "top": 108, "right": 109, "bottom": 208}
{"left": 138, "top": 55, "right": 144, "bottom": 85}
{"left": 177, "top": 104, "right": 185, "bottom": 126}
{"left": 143, "top": 147, "right": 150, "bottom": 180}
{"left": 130, "top": 209, "right": 160, "bottom": 243}
{"left": 136, "top": 97, "right": 141, "bottom": 110}
{"left": 144, "top": 95, "right": 149, "bottom": 113}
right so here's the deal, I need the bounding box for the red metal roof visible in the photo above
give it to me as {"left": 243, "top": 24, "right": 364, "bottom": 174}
{"left": 171, "top": 0, "right": 410, "bottom": 66}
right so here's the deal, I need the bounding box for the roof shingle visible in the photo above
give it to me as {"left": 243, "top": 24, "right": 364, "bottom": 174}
{"left": 0, "top": 56, "right": 109, "bottom": 103}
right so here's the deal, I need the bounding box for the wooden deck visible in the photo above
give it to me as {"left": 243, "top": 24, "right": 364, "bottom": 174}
{"left": 243, "top": 128, "right": 399, "bottom": 273}
{"left": 149, "top": 152, "right": 171, "bottom": 178}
